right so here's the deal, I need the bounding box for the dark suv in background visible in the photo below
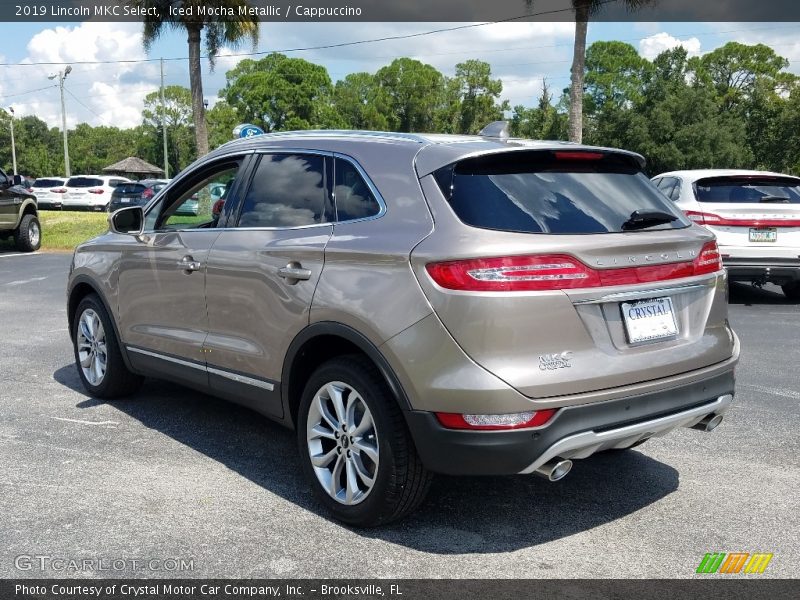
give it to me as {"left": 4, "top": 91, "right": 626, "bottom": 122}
{"left": 109, "top": 179, "right": 169, "bottom": 213}
{"left": 68, "top": 127, "right": 739, "bottom": 526}
{"left": 0, "top": 169, "right": 40, "bottom": 251}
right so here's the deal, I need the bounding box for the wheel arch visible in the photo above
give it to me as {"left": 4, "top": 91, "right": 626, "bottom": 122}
{"left": 67, "top": 275, "right": 135, "bottom": 372}
{"left": 281, "top": 322, "right": 412, "bottom": 430}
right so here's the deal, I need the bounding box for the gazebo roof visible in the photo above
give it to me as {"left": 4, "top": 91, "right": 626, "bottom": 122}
{"left": 102, "top": 157, "right": 165, "bottom": 177}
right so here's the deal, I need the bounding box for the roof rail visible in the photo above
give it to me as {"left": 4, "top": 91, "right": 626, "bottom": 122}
{"left": 478, "top": 121, "right": 510, "bottom": 141}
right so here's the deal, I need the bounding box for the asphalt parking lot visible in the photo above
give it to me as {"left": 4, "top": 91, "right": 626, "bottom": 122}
{"left": 1, "top": 251, "right": 798, "bottom": 579}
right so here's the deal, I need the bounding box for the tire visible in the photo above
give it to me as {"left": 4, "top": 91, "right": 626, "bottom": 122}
{"left": 72, "top": 294, "right": 143, "bottom": 398}
{"left": 297, "top": 355, "right": 432, "bottom": 527}
{"left": 782, "top": 282, "right": 800, "bottom": 301}
{"left": 14, "top": 214, "right": 41, "bottom": 252}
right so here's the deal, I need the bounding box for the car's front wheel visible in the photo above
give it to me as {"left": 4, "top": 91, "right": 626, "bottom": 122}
{"left": 72, "top": 294, "right": 143, "bottom": 398}
{"left": 14, "top": 214, "right": 41, "bottom": 252}
{"left": 297, "top": 355, "right": 432, "bottom": 527}
{"left": 782, "top": 282, "right": 800, "bottom": 301}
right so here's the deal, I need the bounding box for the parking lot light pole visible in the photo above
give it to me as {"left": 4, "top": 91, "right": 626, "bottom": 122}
{"left": 8, "top": 106, "right": 17, "bottom": 175}
{"left": 48, "top": 65, "right": 72, "bottom": 177}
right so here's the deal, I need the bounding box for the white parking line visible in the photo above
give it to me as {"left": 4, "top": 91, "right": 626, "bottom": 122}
{"left": 46, "top": 416, "right": 119, "bottom": 426}
{"left": 0, "top": 252, "right": 41, "bottom": 259}
{"left": 740, "top": 384, "right": 800, "bottom": 400}
{"left": 5, "top": 276, "right": 47, "bottom": 286}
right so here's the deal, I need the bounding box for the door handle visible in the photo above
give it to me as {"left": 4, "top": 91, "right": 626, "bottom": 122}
{"left": 178, "top": 256, "right": 202, "bottom": 272}
{"left": 278, "top": 264, "right": 312, "bottom": 282}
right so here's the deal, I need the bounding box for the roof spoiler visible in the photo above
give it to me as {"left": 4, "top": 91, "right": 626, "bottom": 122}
{"left": 478, "top": 121, "right": 510, "bottom": 141}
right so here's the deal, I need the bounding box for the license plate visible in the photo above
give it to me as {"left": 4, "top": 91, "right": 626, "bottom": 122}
{"left": 121, "top": 198, "right": 130, "bottom": 203}
{"left": 749, "top": 228, "right": 777, "bottom": 242}
{"left": 621, "top": 297, "right": 678, "bottom": 344}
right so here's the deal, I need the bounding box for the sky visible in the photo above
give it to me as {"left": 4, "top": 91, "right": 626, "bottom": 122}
{"left": 1, "top": 20, "right": 800, "bottom": 130}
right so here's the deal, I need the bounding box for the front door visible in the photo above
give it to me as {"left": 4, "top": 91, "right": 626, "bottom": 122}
{"left": 204, "top": 152, "right": 334, "bottom": 417}
{"left": 0, "top": 169, "right": 19, "bottom": 228}
{"left": 117, "top": 157, "right": 249, "bottom": 388}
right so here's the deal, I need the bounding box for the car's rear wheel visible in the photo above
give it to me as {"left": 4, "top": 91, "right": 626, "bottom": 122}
{"left": 297, "top": 355, "right": 432, "bottom": 527}
{"left": 72, "top": 294, "right": 143, "bottom": 398}
{"left": 781, "top": 282, "right": 800, "bottom": 301}
{"left": 14, "top": 214, "right": 41, "bottom": 252}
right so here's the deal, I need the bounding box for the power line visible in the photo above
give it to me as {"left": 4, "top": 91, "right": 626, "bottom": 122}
{"left": 0, "top": 83, "right": 58, "bottom": 100}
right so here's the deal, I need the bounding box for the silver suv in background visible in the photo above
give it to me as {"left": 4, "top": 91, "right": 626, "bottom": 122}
{"left": 68, "top": 128, "right": 739, "bottom": 526}
{"left": 654, "top": 169, "right": 800, "bottom": 300}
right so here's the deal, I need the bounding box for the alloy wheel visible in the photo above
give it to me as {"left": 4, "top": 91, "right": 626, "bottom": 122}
{"left": 76, "top": 308, "right": 107, "bottom": 386}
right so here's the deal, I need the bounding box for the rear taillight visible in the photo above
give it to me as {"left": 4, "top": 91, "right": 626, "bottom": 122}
{"left": 426, "top": 243, "right": 723, "bottom": 292}
{"left": 684, "top": 210, "right": 800, "bottom": 228}
{"left": 552, "top": 151, "right": 605, "bottom": 161}
{"left": 88, "top": 188, "right": 104, "bottom": 194}
{"left": 435, "top": 409, "right": 557, "bottom": 431}
{"left": 694, "top": 240, "right": 722, "bottom": 275}
{"left": 52, "top": 188, "right": 66, "bottom": 193}
{"left": 142, "top": 187, "right": 154, "bottom": 199}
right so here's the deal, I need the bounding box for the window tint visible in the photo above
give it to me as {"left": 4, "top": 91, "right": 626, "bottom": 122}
{"left": 434, "top": 151, "right": 689, "bottom": 235}
{"left": 334, "top": 159, "right": 381, "bottom": 221}
{"left": 695, "top": 176, "right": 800, "bottom": 204}
{"left": 655, "top": 177, "right": 679, "bottom": 201}
{"left": 148, "top": 162, "right": 241, "bottom": 231}
{"left": 33, "top": 178, "right": 64, "bottom": 188}
{"left": 66, "top": 177, "right": 103, "bottom": 187}
{"left": 114, "top": 183, "right": 146, "bottom": 194}
{"left": 237, "top": 154, "right": 328, "bottom": 228}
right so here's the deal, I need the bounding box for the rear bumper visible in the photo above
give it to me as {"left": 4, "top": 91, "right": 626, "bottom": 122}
{"left": 722, "top": 256, "right": 800, "bottom": 283}
{"left": 405, "top": 369, "right": 735, "bottom": 476}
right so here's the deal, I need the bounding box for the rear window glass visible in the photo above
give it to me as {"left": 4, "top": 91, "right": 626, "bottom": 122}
{"left": 66, "top": 177, "right": 103, "bottom": 187}
{"left": 115, "top": 183, "right": 146, "bottom": 194}
{"left": 33, "top": 178, "right": 64, "bottom": 188}
{"left": 334, "top": 159, "right": 381, "bottom": 221}
{"left": 434, "top": 151, "right": 689, "bottom": 234}
{"left": 695, "top": 177, "right": 800, "bottom": 204}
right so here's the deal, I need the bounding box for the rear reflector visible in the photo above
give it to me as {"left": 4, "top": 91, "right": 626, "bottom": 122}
{"left": 684, "top": 210, "right": 800, "bottom": 228}
{"left": 426, "top": 241, "right": 722, "bottom": 291}
{"left": 436, "top": 409, "right": 557, "bottom": 431}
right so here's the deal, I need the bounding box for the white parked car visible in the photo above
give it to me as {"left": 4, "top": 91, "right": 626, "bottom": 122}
{"left": 62, "top": 175, "right": 131, "bottom": 211}
{"left": 31, "top": 177, "right": 67, "bottom": 209}
{"left": 653, "top": 169, "right": 800, "bottom": 300}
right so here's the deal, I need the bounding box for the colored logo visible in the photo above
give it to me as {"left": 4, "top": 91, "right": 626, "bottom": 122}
{"left": 232, "top": 123, "right": 265, "bottom": 139}
{"left": 696, "top": 552, "right": 773, "bottom": 574}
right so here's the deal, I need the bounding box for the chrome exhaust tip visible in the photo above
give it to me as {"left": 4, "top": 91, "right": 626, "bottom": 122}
{"left": 534, "top": 458, "right": 573, "bottom": 482}
{"left": 691, "top": 413, "right": 724, "bottom": 432}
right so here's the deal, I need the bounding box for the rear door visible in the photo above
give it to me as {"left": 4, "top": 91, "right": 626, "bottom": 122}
{"left": 0, "top": 168, "right": 16, "bottom": 228}
{"left": 412, "top": 149, "right": 733, "bottom": 399}
{"left": 687, "top": 175, "right": 800, "bottom": 249}
{"left": 203, "top": 152, "right": 334, "bottom": 417}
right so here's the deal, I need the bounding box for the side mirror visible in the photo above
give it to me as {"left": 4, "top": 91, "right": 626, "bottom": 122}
{"left": 11, "top": 174, "right": 23, "bottom": 186}
{"left": 109, "top": 206, "right": 144, "bottom": 236}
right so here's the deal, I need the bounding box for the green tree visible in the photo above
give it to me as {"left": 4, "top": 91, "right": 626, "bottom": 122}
{"left": 510, "top": 79, "right": 567, "bottom": 140}
{"left": 450, "top": 60, "right": 509, "bottom": 134}
{"left": 525, "top": 0, "right": 654, "bottom": 142}
{"left": 374, "top": 58, "right": 445, "bottom": 132}
{"left": 206, "top": 99, "right": 241, "bottom": 149}
{"left": 129, "top": 0, "right": 259, "bottom": 156}
{"left": 223, "top": 53, "right": 340, "bottom": 131}
{"left": 142, "top": 85, "right": 196, "bottom": 173}
{"left": 333, "top": 72, "right": 391, "bottom": 130}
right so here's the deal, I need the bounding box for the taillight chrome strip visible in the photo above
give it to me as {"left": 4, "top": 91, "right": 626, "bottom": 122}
{"left": 571, "top": 283, "right": 710, "bottom": 305}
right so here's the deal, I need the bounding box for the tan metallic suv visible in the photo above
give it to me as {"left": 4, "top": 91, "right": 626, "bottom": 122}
{"left": 67, "top": 127, "right": 739, "bottom": 526}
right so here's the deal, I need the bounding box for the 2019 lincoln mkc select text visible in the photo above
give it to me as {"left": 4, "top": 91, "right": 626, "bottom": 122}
{"left": 67, "top": 126, "right": 739, "bottom": 526}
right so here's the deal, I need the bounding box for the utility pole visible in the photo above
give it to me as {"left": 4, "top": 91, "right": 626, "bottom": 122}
{"left": 8, "top": 106, "right": 17, "bottom": 175}
{"left": 49, "top": 65, "right": 72, "bottom": 177}
{"left": 161, "top": 58, "right": 169, "bottom": 179}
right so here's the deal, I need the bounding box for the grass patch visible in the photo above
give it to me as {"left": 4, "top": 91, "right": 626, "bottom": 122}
{"left": 0, "top": 210, "right": 110, "bottom": 252}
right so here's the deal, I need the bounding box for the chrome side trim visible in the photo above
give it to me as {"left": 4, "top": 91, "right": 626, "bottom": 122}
{"left": 127, "top": 346, "right": 206, "bottom": 371}
{"left": 572, "top": 283, "right": 708, "bottom": 305}
{"left": 207, "top": 366, "right": 275, "bottom": 392}
{"left": 518, "top": 394, "right": 734, "bottom": 475}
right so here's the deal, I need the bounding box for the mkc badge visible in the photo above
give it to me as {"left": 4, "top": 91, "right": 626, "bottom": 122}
{"left": 539, "top": 351, "right": 573, "bottom": 371}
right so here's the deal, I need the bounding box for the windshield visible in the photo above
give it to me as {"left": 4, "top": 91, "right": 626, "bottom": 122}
{"left": 694, "top": 176, "right": 800, "bottom": 204}
{"left": 434, "top": 150, "right": 689, "bottom": 234}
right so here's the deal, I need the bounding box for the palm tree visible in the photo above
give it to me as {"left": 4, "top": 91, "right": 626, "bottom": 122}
{"left": 130, "top": 1, "right": 259, "bottom": 156}
{"left": 526, "top": 0, "right": 653, "bottom": 143}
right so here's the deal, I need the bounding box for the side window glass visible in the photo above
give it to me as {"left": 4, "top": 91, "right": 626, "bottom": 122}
{"left": 237, "top": 154, "right": 327, "bottom": 228}
{"left": 669, "top": 180, "right": 682, "bottom": 201}
{"left": 334, "top": 159, "right": 381, "bottom": 222}
{"left": 150, "top": 162, "right": 241, "bottom": 231}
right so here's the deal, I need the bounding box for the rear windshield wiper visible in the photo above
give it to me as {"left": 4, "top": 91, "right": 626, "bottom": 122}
{"left": 621, "top": 210, "right": 678, "bottom": 231}
{"left": 758, "top": 195, "right": 790, "bottom": 204}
